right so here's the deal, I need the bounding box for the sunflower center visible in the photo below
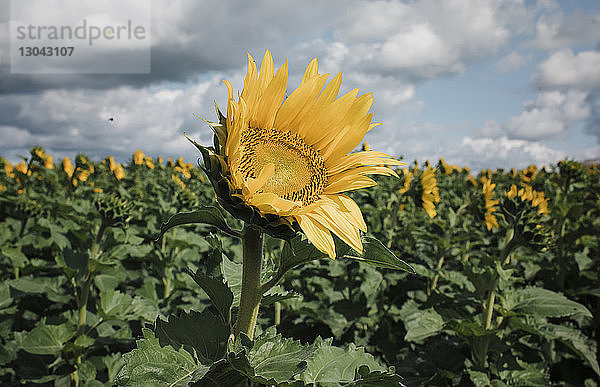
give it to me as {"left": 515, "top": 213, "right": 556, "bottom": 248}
{"left": 238, "top": 127, "right": 327, "bottom": 205}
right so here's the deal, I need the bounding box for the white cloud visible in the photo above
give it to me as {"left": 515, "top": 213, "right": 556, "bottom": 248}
{"left": 534, "top": 49, "right": 600, "bottom": 90}
{"left": 496, "top": 51, "right": 531, "bottom": 72}
{"left": 531, "top": 11, "right": 600, "bottom": 50}
{"left": 378, "top": 23, "right": 461, "bottom": 77}
{"left": 506, "top": 90, "right": 590, "bottom": 139}
{"left": 478, "top": 120, "right": 504, "bottom": 138}
{"left": 455, "top": 136, "right": 567, "bottom": 170}
{"left": 336, "top": 0, "right": 517, "bottom": 79}
{"left": 0, "top": 73, "right": 240, "bottom": 162}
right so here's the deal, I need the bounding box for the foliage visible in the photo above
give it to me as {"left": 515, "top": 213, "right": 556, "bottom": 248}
{"left": 0, "top": 150, "right": 598, "bottom": 386}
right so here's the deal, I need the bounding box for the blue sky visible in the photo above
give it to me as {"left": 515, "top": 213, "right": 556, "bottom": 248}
{"left": 1, "top": 0, "right": 600, "bottom": 171}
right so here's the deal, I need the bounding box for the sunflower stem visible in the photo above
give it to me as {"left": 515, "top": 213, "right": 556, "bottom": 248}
{"left": 235, "top": 224, "right": 264, "bottom": 340}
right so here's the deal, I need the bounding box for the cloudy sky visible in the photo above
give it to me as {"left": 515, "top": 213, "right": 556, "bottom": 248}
{"left": 1, "top": 0, "right": 600, "bottom": 171}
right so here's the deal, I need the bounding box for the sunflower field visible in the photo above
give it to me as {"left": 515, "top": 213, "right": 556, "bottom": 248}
{"left": 0, "top": 146, "right": 598, "bottom": 386}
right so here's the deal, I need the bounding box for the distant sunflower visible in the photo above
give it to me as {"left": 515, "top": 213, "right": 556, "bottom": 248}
{"left": 520, "top": 164, "right": 538, "bottom": 184}
{"left": 192, "top": 50, "right": 404, "bottom": 258}
{"left": 62, "top": 157, "right": 75, "bottom": 178}
{"left": 420, "top": 167, "right": 440, "bottom": 218}
{"left": 483, "top": 179, "right": 499, "bottom": 230}
{"left": 398, "top": 169, "right": 413, "bottom": 195}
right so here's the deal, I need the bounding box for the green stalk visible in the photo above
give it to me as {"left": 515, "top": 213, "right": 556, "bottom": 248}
{"left": 475, "top": 228, "right": 520, "bottom": 368}
{"left": 235, "top": 224, "right": 264, "bottom": 340}
{"left": 71, "top": 221, "right": 106, "bottom": 386}
{"left": 274, "top": 302, "right": 281, "bottom": 326}
{"left": 428, "top": 255, "right": 445, "bottom": 295}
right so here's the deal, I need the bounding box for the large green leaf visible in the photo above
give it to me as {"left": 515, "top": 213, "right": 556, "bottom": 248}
{"left": 279, "top": 235, "right": 330, "bottom": 274}
{"left": 21, "top": 321, "right": 76, "bottom": 355}
{"left": 341, "top": 236, "right": 415, "bottom": 273}
{"left": 248, "top": 326, "right": 315, "bottom": 383}
{"left": 299, "top": 337, "right": 386, "bottom": 384}
{"left": 185, "top": 269, "right": 233, "bottom": 324}
{"left": 510, "top": 287, "right": 592, "bottom": 319}
{"left": 221, "top": 255, "right": 291, "bottom": 308}
{"left": 510, "top": 317, "right": 599, "bottom": 376}
{"left": 99, "top": 290, "right": 158, "bottom": 322}
{"left": 281, "top": 234, "right": 415, "bottom": 274}
{"left": 352, "top": 365, "right": 406, "bottom": 386}
{"left": 1, "top": 247, "right": 28, "bottom": 268}
{"left": 156, "top": 207, "right": 240, "bottom": 241}
{"left": 153, "top": 310, "right": 229, "bottom": 364}
{"left": 115, "top": 328, "right": 198, "bottom": 386}
{"left": 398, "top": 300, "right": 444, "bottom": 342}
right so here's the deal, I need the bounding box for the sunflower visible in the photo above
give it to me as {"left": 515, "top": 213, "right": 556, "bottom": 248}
{"left": 62, "top": 157, "right": 75, "bottom": 178}
{"left": 192, "top": 51, "right": 404, "bottom": 258}
{"left": 114, "top": 164, "right": 126, "bottom": 180}
{"left": 398, "top": 169, "right": 413, "bottom": 195}
{"left": 505, "top": 184, "right": 517, "bottom": 199}
{"left": 3, "top": 159, "right": 15, "bottom": 178}
{"left": 108, "top": 156, "right": 117, "bottom": 172}
{"left": 133, "top": 150, "right": 144, "bottom": 165}
{"left": 420, "top": 167, "right": 440, "bottom": 218}
{"left": 520, "top": 164, "right": 538, "bottom": 184}
{"left": 483, "top": 179, "right": 499, "bottom": 230}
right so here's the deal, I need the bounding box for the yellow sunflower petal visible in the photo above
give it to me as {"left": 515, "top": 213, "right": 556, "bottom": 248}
{"left": 253, "top": 61, "right": 288, "bottom": 129}
{"left": 322, "top": 112, "right": 373, "bottom": 161}
{"left": 299, "top": 88, "right": 358, "bottom": 143}
{"left": 312, "top": 204, "right": 363, "bottom": 254}
{"left": 324, "top": 175, "right": 377, "bottom": 194}
{"left": 316, "top": 71, "right": 342, "bottom": 105}
{"left": 241, "top": 53, "right": 259, "bottom": 109}
{"left": 323, "top": 194, "right": 367, "bottom": 232}
{"left": 256, "top": 50, "right": 274, "bottom": 96}
{"left": 302, "top": 57, "right": 319, "bottom": 83}
{"left": 326, "top": 151, "right": 405, "bottom": 176}
{"left": 274, "top": 74, "right": 329, "bottom": 132}
{"left": 250, "top": 192, "right": 299, "bottom": 214}
{"left": 296, "top": 214, "right": 336, "bottom": 259}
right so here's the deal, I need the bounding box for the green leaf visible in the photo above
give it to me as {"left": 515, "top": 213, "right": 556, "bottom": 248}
{"left": 510, "top": 317, "right": 600, "bottom": 376}
{"left": 153, "top": 310, "right": 229, "bottom": 364}
{"left": 248, "top": 326, "right": 315, "bottom": 383}
{"left": 115, "top": 328, "right": 197, "bottom": 386}
{"left": 100, "top": 290, "right": 134, "bottom": 320}
{"left": 0, "top": 283, "right": 12, "bottom": 311}
{"left": 21, "top": 321, "right": 76, "bottom": 355}
{"left": 280, "top": 235, "right": 329, "bottom": 274}
{"left": 63, "top": 248, "right": 89, "bottom": 274}
{"left": 299, "top": 337, "right": 385, "bottom": 385}
{"left": 9, "top": 276, "right": 69, "bottom": 303}
{"left": 221, "top": 255, "right": 289, "bottom": 308}
{"left": 511, "top": 287, "right": 592, "bottom": 319}
{"left": 191, "top": 355, "right": 249, "bottom": 386}
{"left": 185, "top": 269, "right": 233, "bottom": 324}
{"left": 156, "top": 207, "right": 240, "bottom": 241}
{"left": 468, "top": 369, "right": 491, "bottom": 386}
{"left": 99, "top": 290, "right": 158, "bottom": 322}
{"left": 221, "top": 256, "right": 242, "bottom": 307}
{"left": 281, "top": 234, "right": 415, "bottom": 274}
{"left": 398, "top": 300, "right": 444, "bottom": 342}
{"left": 1, "top": 247, "right": 28, "bottom": 268}
{"left": 497, "top": 360, "right": 549, "bottom": 387}
{"left": 340, "top": 236, "right": 415, "bottom": 273}
{"left": 353, "top": 365, "right": 405, "bottom": 386}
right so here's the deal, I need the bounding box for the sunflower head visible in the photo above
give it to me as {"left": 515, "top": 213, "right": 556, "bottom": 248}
{"left": 419, "top": 167, "right": 440, "bottom": 218}
{"left": 62, "top": 157, "right": 75, "bottom": 178}
{"left": 190, "top": 50, "right": 404, "bottom": 257}
{"left": 482, "top": 178, "right": 499, "bottom": 231}
{"left": 133, "top": 150, "right": 145, "bottom": 165}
